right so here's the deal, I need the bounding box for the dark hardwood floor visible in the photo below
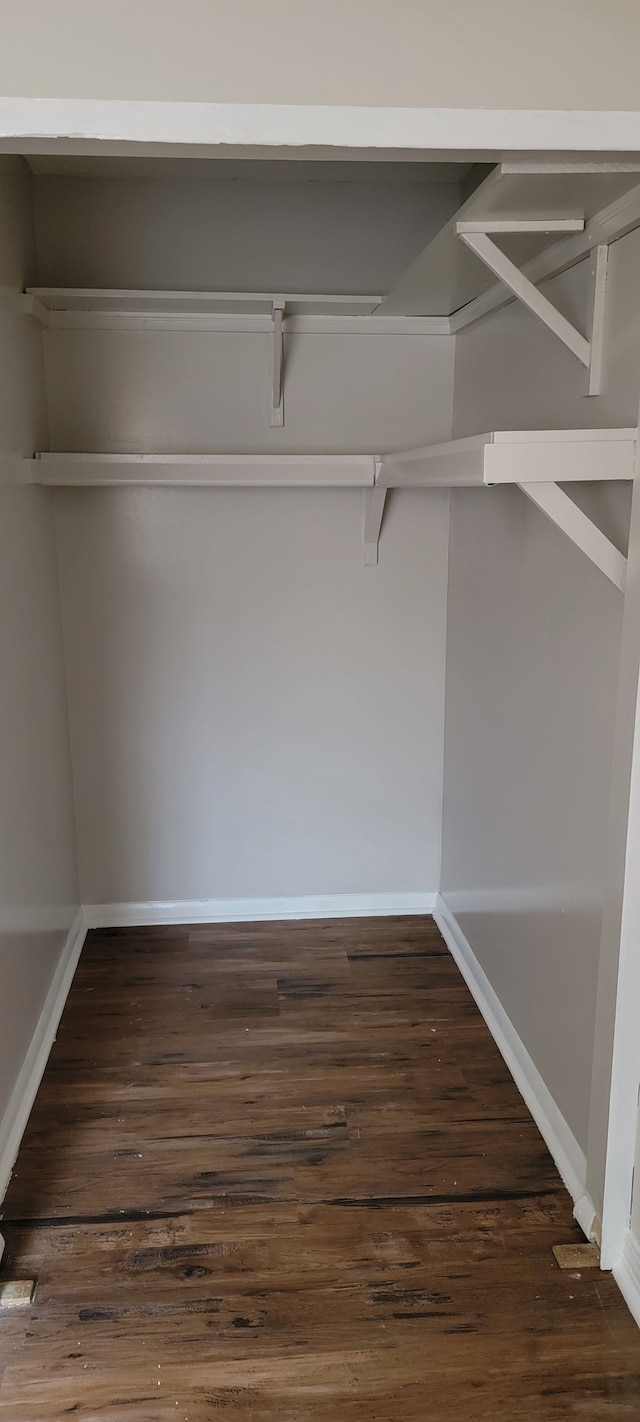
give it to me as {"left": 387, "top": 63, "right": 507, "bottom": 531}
{"left": 0, "top": 915, "right": 638, "bottom": 1419}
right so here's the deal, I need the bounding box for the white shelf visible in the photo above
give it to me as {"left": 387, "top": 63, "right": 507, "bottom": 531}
{"left": 27, "top": 288, "right": 382, "bottom": 318}
{"left": 26, "top": 287, "right": 457, "bottom": 336}
{"left": 23, "top": 287, "right": 451, "bottom": 335}
{"left": 23, "top": 166, "right": 640, "bottom": 339}
{"left": 378, "top": 428, "right": 638, "bottom": 488}
{"left": 25, "top": 453, "right": 378, "bottom": 487}
{"left": 26, "top": 429, "right": 637, "bottom": 490}
{"left": 25, "top": 433, "right": 635, "bottom": 583}
{"left": 378, "top": 163, "right": 640, "bottom": 321}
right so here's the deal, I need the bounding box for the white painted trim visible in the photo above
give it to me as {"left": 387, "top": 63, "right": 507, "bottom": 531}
{"left": 490, "top": 428, "right": 637, "bottom": 443}
{"left": 33, "top": 431, "right": 635, "bottom": 492}
{"left": 27, "top": 453, "right": 377, "bottom": 489}
{"left": 84, "top": 892, "right": 437, "bottom": 929}
{"left": 380, "top": 163, "right": 640, "bottom": 321}
{"left": 573, "top": 1192, "right": 602, "bottom": 1245}
{"left": 456, "top": 219, "right": 585, "bottom": 235}
{"left": 614, "top": 1230, "right": 640, "bottom": 1329}
{"left": 28, "top": 287, "right": 383, "bottom": 313}
{"left": 488, "top": 439, "right": 637, "bottom": 485}
{"left": 0, "top": 908, "right": 86, "bottom": 1205}
{"left": 41, "top": 311, "right": 451, "bottom": 336}
{"left": 26, "top": 287, "right": 452, "bottom": 335}
{"left": 28, "top": 288, "right": 451, "bottom": 335}
{"left": 518, "top": 481, "right": 628, "bottom": 592}
{"left": 451, "top": 179, "right": 640, "bottom": 335}
{"left": 379, "top": 428, "right": 637, "bottom": 492}
{"left": 3, "top": 100, "right": 640, "bottom": 154}
{"left": 459, "top": 230, "right": 591, "bottom": 367}
{"left": 434, "top": 894, "right": 587, "bottom": 1209}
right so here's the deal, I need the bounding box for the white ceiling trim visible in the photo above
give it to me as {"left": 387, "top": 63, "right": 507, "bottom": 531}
{"left": 3, "top": 100, "right": 640, "bottom": 155}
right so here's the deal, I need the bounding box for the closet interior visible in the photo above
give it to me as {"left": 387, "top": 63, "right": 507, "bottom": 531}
{"left": 2, "top": 146, "right": 640, "bottom": 1325}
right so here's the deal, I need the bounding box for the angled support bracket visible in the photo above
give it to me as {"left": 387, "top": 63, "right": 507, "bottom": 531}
{"left": 363, "top": 462, "right": 387, "bottom": 565}
{"left": 519, "top": 481, "right": 627, "bottom": 592}
{"left": 19, "top": 292, "right": 49, "bottom": 325}
{"left": 458, "top": 227, "right": 608, "bottom": 396}
{"left": 269, "top": 299, "right": 285, "bottom": 426}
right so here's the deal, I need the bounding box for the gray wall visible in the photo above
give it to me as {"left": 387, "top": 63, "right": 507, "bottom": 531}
{"left": 37, "top": 172, "right": 457, "bottom": 459}
{"left": 441, "top": 230, "right": 640, "bottom": 1156}
{"left": 43, "top": 328, "right": 454, "bottom": 457}
{"left": 55, "top": 485, "right": 449, "bottom": 905}
{"left": 33, "top": 170, "right": 459, "bottom": 295}
{"left": 41, "top": 172, "right": 455, "bottom": 907}
{"left": 442, "top": 486, "right": 623, "bottom": 1150}
{"left": 0, "top": 159, "right": 79, "bottom": 1149}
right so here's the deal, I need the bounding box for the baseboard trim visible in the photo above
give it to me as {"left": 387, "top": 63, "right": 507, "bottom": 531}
{"left": 84, "top": 892, "right": 437, "bottom": 929}
{"left": 0, "top": 907, "right": 87, "bottom": 1204}
{"left": 434, "top": 893, "right": 587, "bottom": 1212}
{"left": 614, "top": 1231, "right": 640, "bottom": 1329}
{"left": 573, "top": 1192, "right": 601, "bottom": 1246}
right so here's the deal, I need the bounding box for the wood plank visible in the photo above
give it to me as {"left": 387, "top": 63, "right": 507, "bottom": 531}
{"left": 1, "top": 915, "right": 638, "bottom": 1420}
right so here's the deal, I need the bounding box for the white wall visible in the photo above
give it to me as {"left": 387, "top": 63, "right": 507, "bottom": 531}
{"left": 55, "top": 485, "right": 449, "bottom": 906}
{"left": 441, "top": 231, "right": 640, "bottom": 1162}
{"left": 0, "top": 159, "right": 79, "bottom": 1163}
{"left": 0, "top": 1, "right": 639, "bottom": 110}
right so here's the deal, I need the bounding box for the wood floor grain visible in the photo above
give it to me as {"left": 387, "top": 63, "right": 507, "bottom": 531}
{"left": 0, "top": 915, "right": 638, "bottom": 1419}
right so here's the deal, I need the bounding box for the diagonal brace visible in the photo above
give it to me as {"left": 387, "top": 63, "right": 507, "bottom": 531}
{"left": 519, "top": 481, "right": 627, "bottom": 592}
{"left": 460, "top": 230, "right": 590, "bottom": 367}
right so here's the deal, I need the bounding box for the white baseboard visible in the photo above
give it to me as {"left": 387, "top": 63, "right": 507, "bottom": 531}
{"left": 434, "top": 893, "right": 588, "bottom": 1212}
{"left": 573, "top": 1191, "right": 601, "bottom": 1245}
{"left": 614, "top": 1230, "right": 640, "bottom": 1329}
{"left": 0, "top": 907, "right": 87, "bottom": 1205}
{"left": 84, "top": 891, "right": 437, "bottom": 929}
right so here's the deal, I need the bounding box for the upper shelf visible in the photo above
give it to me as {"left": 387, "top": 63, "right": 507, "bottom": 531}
{"left": 23, "top": 287, "right": 450, "bottom": 335}
{"left": 27, "top": 289, "right": 383, "bottom": 318}
{"left": 25, "top": 429, "right": 637, "bottom": 489}
{"left": 378, "top": 162, "right": 640, "bottom": 319}
{"left": 25, "top": 164, "right": 640, "bottom": 338}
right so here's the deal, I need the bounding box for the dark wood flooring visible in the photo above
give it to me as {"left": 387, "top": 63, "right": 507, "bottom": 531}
{"left": 0, "top": 915, "right": 639, "bottom": 1419}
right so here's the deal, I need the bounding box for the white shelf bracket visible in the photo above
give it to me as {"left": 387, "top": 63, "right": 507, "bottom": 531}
{"left": 458, "top": 228, "right": 604, "bottom": 387}
{"left": 363, "top": 463, "right": 387, "bottom": 565}
{"left": 586, "top": 244, "right": 609, "bottom": 396}
{"left": 269, "top": 299, "right": 285, "bottom": 427}
{"left": 20, "top": 292, "right": 49, "bottom": 326}
{"left": 519, "top": 481, "right": 627, "bottom": 592}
